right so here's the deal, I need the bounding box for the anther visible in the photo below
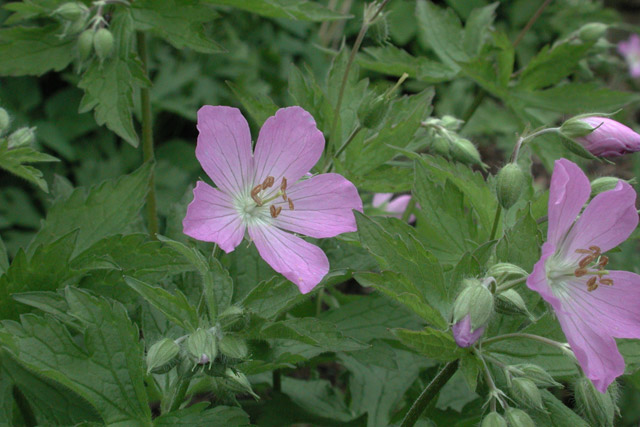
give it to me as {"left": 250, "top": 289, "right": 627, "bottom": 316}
{"left": 281, "top": 177, "right": 287, "bottom": 191}
{"left": 282, "top": 193, "right": 288, "bottom": 202}
{"left": 262, "top": 176, "right": 275, "bottom": 189}
{"left": 598, "top": 255, "right": 609, "bottom": 269}
{"left": 251, "top": 184, "right": 263, "bottom": 206}
{"left": 269, "top": 205, "right": 282, "bottom": 218}
{"left": 587, "top": 276, "right": 598, "bottom": 292}
{"left": 288, "top": 199, "right": 295, "bottom": 210}
{"left": 599, "top": 278, "right": 614, "bottom": 286}
{"left": 575, "top": 249, "right": 592, "bottom": 254}
{"left": 589, "top": 246, "right": 602, "bottom": 256}
{"left": 579, "top": 255, "right": 595, "bottom": 268}
{"left": 574, "top": 268, "right": 588, "bottom": 277}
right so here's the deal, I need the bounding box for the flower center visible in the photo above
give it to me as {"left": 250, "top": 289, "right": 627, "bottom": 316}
{"left": 237, "top": 176, "right": 295, "bottom": 223}
{"left": 546, "top": 245, "right": 613, "bottom": 293}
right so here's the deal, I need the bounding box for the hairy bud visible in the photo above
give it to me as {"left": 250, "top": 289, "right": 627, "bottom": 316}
{"left": 495, "top": 289, "right": 532, "bottom": 318}
{"left": 77, "top": 29, "right": 95, "bottom": 62}
{"left": 8, "top": 127, "right": 36, "bottom": 149}
{"left": 55, "top": 2, "right": 89, "bottom": 21}
{"left": 93, "top": 28, "right": 114, "bottom": 61}
{"left": 453, "top": 279, "right": 493, "bottom": 329}
{"left": 146, "top": 338, "right": 180, "bottom": 374}
{"left": 358, "top": 95, "right": 388, "bottom": 129}
{"left": 449, "top": 137, "right": 484, "bottom": 167}
{"left": 574, "top": 377, "right": 616, "bottom": 427}
{"left": 219, "top": 335, "right": 248, "bottom": 359}
{"left": 481, "top": 412, "right": 508, "bottom": 427}
{"left": 496, "top": 163, "right": 526, "bottom": 209}
{"left": 512, "top": 364, "right": 562, "bottom": 388}
{"left": 219, "top": 305, "right": 248, "bottom": 332}
{"left": 562, "top": 116, "right": 640, "bottom": 157}
{"left": 511, "top": 377, "right": 544, "bottom": 410}
{"left": 578, "top": 23, "right": 608, "bottom": 42}
{"left": 487, "top": 263, "right": 528, "bottom": 283}
{"left": 187, "top": 328, "right": 218, "bottom": 365}
{"left": 505, "top": 408, "right": 535, "bottom": 427}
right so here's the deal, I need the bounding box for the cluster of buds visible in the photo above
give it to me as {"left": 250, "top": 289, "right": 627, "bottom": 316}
{"left": 422, "top": 116, "right": 486, "bottom": 169}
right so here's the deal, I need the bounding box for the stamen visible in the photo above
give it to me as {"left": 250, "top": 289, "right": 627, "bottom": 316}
{"left": 587, "top": 276, "right": 598, "bottom": 292}
{"left": 288, "top": 199, "right": 295, "bottom": 210}
{"left": 575, "top": 249, "right": 592, "bottom": 254}
{"left": 574, "top": 268, "right": 588, "bottom": 277}
{"left": 282, "top": 193, "right": 288, "bottom": 202}
{"left": 269, "top": 205, "right": 282, "bottom": 218}
{"left": 579, "top": 255, "right": 595, "bottom": 268}
{"left": 599, "top": 278, "right": 614, "bottom": 286}
{"left": 589, "top": 246, "right": 602, "bottom": 256}
{"left": 251, "top": 184, "right": 263, "bottom": 206}
{"left": 262, "top": 176, "right": 275, "bottom": 189}
{"left": 598, "top": 255, "right": 609, "bottom": 269}
{"left": 281, "top": 177, "right": 287, "bottom": 192}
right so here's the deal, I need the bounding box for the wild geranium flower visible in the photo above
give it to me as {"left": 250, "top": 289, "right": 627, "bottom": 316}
{"left": 575, "top": 117, "right": 640, "bottom": 157}
{"left": 372, "top": 193, "right": 415, "bottom": 222}
{"left": 183, "top": 106, "right": 362, "bottom": 294}
{"left": 618, "top": 34, "right": 640, "bottom": 78}
{"left": 527, "top": 158, "right": 640, "bottom": 392}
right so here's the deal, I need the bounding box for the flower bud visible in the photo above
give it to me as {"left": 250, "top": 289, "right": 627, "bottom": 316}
{"left": 449, "top": 137, "right": 484, "bottom": 167}
{"left": 369, "top": 15, "right": 389, "bottom": 45}
{"left": 0, "top": 108, "right": 10, "bottom": 134}
{"left": 7, "top": 127, "right": 36, "bottom": 149}
{"left": 224, "top": 368, "right": 259, "bottom": 398}
{"left": 453, "top": 279, "right": 494, "bottom": 329}
{"left": 219, "top": 335, "right": 248, "bottom": 359}
{"left": 93, "top": 28, "right": 114, "bottom": 61}
{"left": 496, "top": 163, "right": 526, "bottom": 209}
{"left": 512, "top": 364, "right": 562, "bottom": 388}
{"left": 146, "top": 338, "right": 180, "bottom": 374}
{"left": 77, "top": 29, "right": 94, "bottom": 62}
{"left": 589, "top": 176, "right": 636, "bottom": 198}
{"left": 481, "top": 412, "right": 508, "bottom": 427}
{"left": 510, "top": 377, "right": 544, "bottom": 410}
{"left": 578, "top": 23, "right": 608, "bottom": 42}
{"left": 451, "top": 314, "right": 484, "bottom": 347}
{"left": 55, "top": 2, "right": 89, "bottom": 21}
{"left": 358, "top": 95, "right": 388, "bottom": 129}
{"left": 187, "top": 328, "right": 217, "bottom": 365}
{"left": 565, "top": 117, "right": 640, "bottom": 157}
{"left": 560, "top": 117, "right": 596, "bottom": 139}
{"left": 487, "top": 263, "right": 528, "bottom": 284}
{"left": 505, "top": 408, "right": 535, "bottom": 427}
{"left": 429, "top": 134, "right": 451, "bottom": 157}
{"left": 574, "top": 377, "right": 615, "bottom": 427}
{"left": 440, "top": 115, "right": 464, "bottom": 131}
{"left": 495, "top": 289, "right": 532, "bottom": 319}
{"left": 218, "top": 305, "right": 248, "bottom": 332}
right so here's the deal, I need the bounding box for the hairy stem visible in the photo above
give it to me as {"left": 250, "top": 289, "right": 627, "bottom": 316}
{"left": 399, "top": 360, "right": 459, "bottom": 427}
{"left": 495, "top": 277, "right": 527, "bottom": 293}
{"left": 137, "top": 32, "right": 159, "bottom": 239}
{"left": 489, "top": 204, "right": 502, "bottom": 241}
{"left": 512, "top": 0, "right": 554, "bottom": 49}
{"left": 483, "top": 333, "right": 568, "bottom": 351}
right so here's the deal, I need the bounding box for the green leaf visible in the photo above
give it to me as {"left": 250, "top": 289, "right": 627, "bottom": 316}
{"left": 0, "top": 24, "right": 74, "bottom": 76}
{"left": 393, "top": 328, "right": 462, "bottom": 362}
{"left": 12, "top": 291, "right": 76, "bottom": 326}
{"left": 29, "top": 162, "right": 152, "bottom": 257}
{"left": 288, "top": 65, "right": 334, "bottom": 137}
{"left": 281, "top": 377, "right": 354, "bottom": 423}
{"left": 131, "top": 0, "right": 224, "bottom": 54}
{"left": 78, "top": 10, "right": 149, "bottom": 146}
{"left": 355, "top": 271, "right": 447, "bottom": 329}
{"left": 154, "top": 403, "right": 250, "bottom": 426}
{"left": 462, "top": 2, "right": 499, "bottom": 57}
{"left": 0, "top": 231, "right": 78, "bottom": 320}
{"left": 416, "top": 1, "right": 467, "bottom": 70}
{"left": 0, "top": 235, "right": 8, "bottom": 275}
{"left": 518, "top": 40, "right": 595, "bottom": 90}
{"left": 227, "top": 81, "right": 279, "bottom": 127}
{"left": 459, "top": 353, "right": 481, "bottom": 391}
{"left": 124, "top": 276, "right": 199, "bottom": 332}
{"left": 202, "top": 0, "right": 347, "bottom": 21}
{"left": 343, "top": 164, "right": 414, "bottom": 193}
{"left": 0, "top": 139, "right": 59, "bottom": 192}
{"left": 496, "top": 206, "right": 542, "bottom": 271}
{"left": 358, "top": 46, "right": 457, "bottom": 83}
{"left": 0, "top": 288, "right": 151, "bottom": 424}
{"left": 241, "top": 277, "right": 305, "bottom": 320}
{"left": 257, "top": 318, "right": 367, "bottom": 352}
{"left": 530, "top": 390, "right": 589, "bottom": 427}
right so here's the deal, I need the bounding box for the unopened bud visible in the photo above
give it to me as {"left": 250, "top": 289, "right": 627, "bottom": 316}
{"left": 450, "top": 137, "right": 484, "bottom": 167}
{"left": 495, "top": 290, "right": 531, "bottom": 318}
{"left": 219, "top": 335, "right": 248, "bottom": 359}
{"left": 93, "top": 28, "right": 114, "bottom": 61}
{"left": 441, "top": 115, "right": 464, "bottom": 131}
{"left": 574, "top": 377, "right": 615, "bottom": 427}
{"left": 77, "top": 29, "right": 94, "bottom": 61}
{"left": 225, "top": 368, "right": 259, "bottom": 398}
{"left": 429, "top": 134, "right": 451, "bottom": 157}
{"left": 560, "top": 117, "right": 596, "bottom": 139}
{"left": 146, "top": 338, "right": 180, "bottom": 374}
{"left": 187, "top": 328, "right": 217, "bottom": 365}
{"left": 369, "top": 15, "right": 389, "bottom": 45}
{"left": 453, "top": 279, "right": 493, "bottom": 329}
{"left": 7, "top": 127, "right": 36, "bottom": 149}
{"left": 496, "top": 163, "right": 526, "bottom": 209}
{"left": 590, "top": 176, "right": 634, "bottom": 197}
{"left": 481, "top": 412, "right": 508, "bottom": 427}
{"left": 219, "top": 305, "right": 248, "bottom": 332}
{"left": 487, "top": 263, "right": 528, "bottom": 283}
{"left": 505, "top": 408, "right": 535, "bottom": 427}
{"left": 0, "top": 108, "right": 10, "bottom": 134}
{"left": 451, "top": 315, "right": 484, "bottom": 347}
{"left": 578, "top": 23, "right": 608, "bottom": 42}
{"left": 511, "top": 377, "right": 544, "bottom": 410}
{"left": 358, "top": 95, "right": 388, "bottom": 129}
{"left": 55, "top": 2, "right": 89, "bottom": 21}
{"left": 513, "top": 364, "right": 562, "bottom": 388}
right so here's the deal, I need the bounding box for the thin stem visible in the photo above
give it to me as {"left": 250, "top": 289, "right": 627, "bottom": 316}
{"left": 401, "top": 197, "right": 415, "bottom": 222}
{"left": 489, "top": 204, "right": 502, "bottom": 241}
{"left": 473, "top": 348, "right": 505, "bottom": 411}
{"left": 495, "top": 277, "right": 527, "bottom": 293}
{"left": 324, "top": 125, "right": 363, "bottom": 173}
{"left": 461, "top": 90, "right": 487, "bottom": 124}
{"left": 512, "top": 0, "right": 554, "bottom": 49}
{"left": 510, "top": 127, "right": 559, "bottom": 163}
{"left": 399, "top": 360, "right": 459, "bottom": 427}
{"left": 272, "top": 369, "right": 282, "bottom": 393}
{"left": 315, "top": 288, "right": 325, "bottom": 315}
{"left": 483, "top": 333, "right": 567, "bottom": 351}
{"left": 329, "top": 0, "right": 390, "bottom": 146}
{"left": 137, "top": 32, "right": 158, "bottom": 239}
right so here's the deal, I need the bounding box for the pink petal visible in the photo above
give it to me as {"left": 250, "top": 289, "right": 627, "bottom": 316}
{"left": 556, "top": 309, "right": 624, "bottom": 393}
{"left": 372, "top": 193, "right": 393, "bottom": 207}
{"left": 183, "top": 181, "right": 245, "bottom": 253}
{"left": 547, "top": 159, "right": 591, "bottom": 248}
{"left": 452, "top": 315, "right": 485, "bottom": 348}
{"left": 564, "top": 271, "right": 640, "bottom": 340}
{"left": 560, "top": 181, "right": 638, "bottom": 262}
{"left": 272, "top": 173, "right": 362, "bottom": 238}
{"left": 253, "top": 107, "right": 324, "bottom": 193}
{"left": 248, "top": 224, "right": 329, "bottom": 294}
{"left": 526, "top": 243, "right": 565, "bottom": 313}
{"left": 578, "top": 117, "right": 640, "bottom": 157}
{"left": 196, "top": 106, "right": 254, "bottom": 195}
{"left": 386, "top": 195, "right": 412, "bottom": 217}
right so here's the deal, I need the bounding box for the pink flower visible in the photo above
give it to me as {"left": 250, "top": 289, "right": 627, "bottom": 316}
{"left": 618, "top": 34, "right": 640, "bottom": 78}
{"left": 577, "top": 117, "right": 640, "bottom": 157}
{"left": 372, "top": 193, "right": 415, "bottom": 222}
{"left": 527, "top": 159, "right": 640, "bottom": 392}
{"left": 183, "top": 106, "right": 363, "bottom": 293}
{"left": 452, "top": 315, "right": 485, "bottom": 348}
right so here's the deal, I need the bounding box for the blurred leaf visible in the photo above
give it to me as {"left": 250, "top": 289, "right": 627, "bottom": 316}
{"left": 416, "top": 0, "right": 467, "bottom": 70}
{"left": 393, "top": 328, "right": 462, "bottom": 362}
{"left": 203, "top": 0, "right": 347, "bottom": 21}
{"left": 281, "top": 377, "right": 354, "bottom": 423}
{"left": 288, "top": 65, "right": 334, "bottom": 137}
{"left": 29, "top": 162, "right": 151, "bottom": 257}
{"left": 0, "top": 288, "right": 151, "bottom": 424}
{"left": 227, "top": 81, "right": 279, "bottom": 126}
{"left": 0, "top": 24, "right": 74, "bottom": 76}
{"left": 462, "top": 2, "right": 498, "bottom": 57}
{"left": 256, "top": 318, "right": 367, "bottom": 352}
{"left": 124, "top": 276, "right": 199, "bottom": 332}
{"left": 529, "top": 390, "right": 589, "bottom": 427}
{"left": 496, "top": 206, "right": 542, "bottom": 271}
{"left": 241, "top": 276, "right": 304, "bottom": 320}
{"left": 358, "top": 46, "right": 457, "bottom": 83}
{"left": 0, "top": 139, "right": 59, "bottom": 192}
{"left": 132, "top": 0, "right": 224, "bottom": 53}
{"left": 154, "top": 402, "right": 250, "bottom": 426}
{"left": 0, "top": 235, "right": 8, "bottom": 275}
